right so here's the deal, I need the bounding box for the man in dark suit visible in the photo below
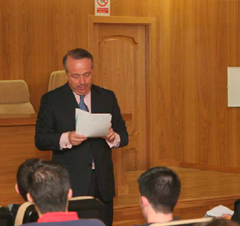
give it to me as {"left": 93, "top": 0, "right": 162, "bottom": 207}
{"left": 23, "top": 161, "right": 105, "bottom": 226}
{"left": 35, "top": 48, "right": 128, "bottom": 226}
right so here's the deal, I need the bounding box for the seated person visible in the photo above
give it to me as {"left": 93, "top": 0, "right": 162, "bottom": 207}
{"left": 231, "top": 199, "right": 240, "bottom": 224}
{"left": 196, "top": 218, "right": 239, "bottom": 226}
{"left": 9, "top": 158, "right": 43, "bottom": 221}
{"left": 137, "top": 166, "right": 181, "bottom": 226}
{"left": 22, "top": 161, "right": 105, "bottom": 226}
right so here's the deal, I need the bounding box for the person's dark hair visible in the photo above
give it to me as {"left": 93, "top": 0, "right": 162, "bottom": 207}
{"left": 16, "top": 158, "right": 43, "bottom": 201}
{"left": 28, "top": 161, "right": 71, "bottom": 214}
{"left": 138, "top": 166, "right": 181, "bottom": 214}
{"left": 63, "top": 48, "right": 93, "bottom": 73}
{"left": 195, "top": 218, "right": 239, "bottom": 226}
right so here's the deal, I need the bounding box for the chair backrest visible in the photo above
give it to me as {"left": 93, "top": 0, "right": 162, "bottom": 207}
{"left": 0, "top": 206, "right": 13, "bottom": 226}
{"left": 0, "top": 80, "right": 35, "bottom": 114}
{"left": 69, "top": 196, "right": 105, "bottom": 222}
{"left": 48, "top": 70, "right": 67, "bottom": 91}
{"left": 14, "top": 202, "right": 38, "bottom": 226}
{"left": 14, "top": 197, "right": 105, "bottom": 226}
{"left": 150, "top": 217, "right": 213, "bottom": 226}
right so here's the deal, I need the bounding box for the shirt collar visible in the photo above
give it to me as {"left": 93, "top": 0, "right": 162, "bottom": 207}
{"left": 38, "top": 212, "right": 79, "bottom": 223}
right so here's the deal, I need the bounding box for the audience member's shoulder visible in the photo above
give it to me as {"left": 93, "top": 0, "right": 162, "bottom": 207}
{"left": 79, "top": 219, "right": 106, "bottom": 226}
{"left": 20, "top": 219, "right": 106, "bottom": 226}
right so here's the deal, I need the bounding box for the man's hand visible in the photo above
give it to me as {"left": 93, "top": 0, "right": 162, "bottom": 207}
{"left": 104, "top": 128, "right": 116, "bottom": 143}
{"left": 68, "top": 131, "right": 87, "bottom": 146}
{"left": 221, "top": 214, "right": 232, "bottom": 220}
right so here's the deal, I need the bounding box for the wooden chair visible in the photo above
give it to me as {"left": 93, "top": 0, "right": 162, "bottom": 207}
{"left": 14, "top": 202, "right": 37, "bottom": 226}
{"left": 69, "top": 196, "right": 105, "bottom": 222}
{"left": 14, "top": 197, "right": 105, "bottom": 226}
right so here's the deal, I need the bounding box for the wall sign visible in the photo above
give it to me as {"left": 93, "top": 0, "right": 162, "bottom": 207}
{"left": 95, "top": 0, "right": 110, "bottom": 16}
{"left": 228, "top": 67, "right": 240, "bottom": 107}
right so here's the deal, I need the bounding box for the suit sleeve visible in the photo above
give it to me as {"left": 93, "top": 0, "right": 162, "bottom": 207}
{"left": 111, "top": 92, "right": 128, "bottom": 147}
{"left": 35, "top": 94, "right": 62, "bottom": 151}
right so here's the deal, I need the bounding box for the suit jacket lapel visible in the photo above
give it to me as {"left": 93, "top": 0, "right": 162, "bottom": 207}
{"left": 60, "top": 83, "right": 79, "bottom": 129}
{"left": 91, "top": 85, "right": 103, "bottom": 113}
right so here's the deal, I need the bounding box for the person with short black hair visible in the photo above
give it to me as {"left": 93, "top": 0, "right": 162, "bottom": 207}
{"left": 16, "top": 158, "right": 43, "bottom": 201}
{"left": 23, "top": 161, "right": 105, "bottom": 226}
{"left": 8, "top": 158, "right": 43, "bottom": 222}
{"left": 137, "top": 166, "right": 181, "bottom": 225}
{"left": 195, "top": 218, "right": 240, "bottom": 226}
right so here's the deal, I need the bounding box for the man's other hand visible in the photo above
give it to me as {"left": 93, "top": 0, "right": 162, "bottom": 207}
{"left": 68, "top": 131, "right": 87, "bottom": 146}
{"left": 104, "top": 128, "right": 116, "bottom": 143}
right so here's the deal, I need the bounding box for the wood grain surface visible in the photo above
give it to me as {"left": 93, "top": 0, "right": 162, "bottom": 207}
{"left": 1, "top": 0, "right": 240, "bottom": 169}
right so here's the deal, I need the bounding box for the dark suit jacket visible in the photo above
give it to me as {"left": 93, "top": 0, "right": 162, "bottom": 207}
{"left": 35, "top": 83, "right": 128, "bottom": 201}
{"left": 21, "top": 219, "right": 105, "bottom": 226}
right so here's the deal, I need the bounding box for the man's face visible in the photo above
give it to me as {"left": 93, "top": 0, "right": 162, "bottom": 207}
{"left": 66, "top": 57, "right": 93, "bottom": 95}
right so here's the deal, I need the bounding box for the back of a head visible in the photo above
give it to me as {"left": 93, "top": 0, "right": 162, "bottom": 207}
{"left": 28, "top": 162, "right": 71, "bottom": 214}
{"left": 138, "top": 166, "right": 181, "bottom": 214}
{"left": 195, "top": 218, "right": 240, "bottom": 226}
{"left": 17, "top": 158, "right": 43, "bottom": 201}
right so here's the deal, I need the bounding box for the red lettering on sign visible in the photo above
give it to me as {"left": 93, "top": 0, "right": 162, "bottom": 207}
{"left": 97, "top": 8, "right": 109, "bottom": 13}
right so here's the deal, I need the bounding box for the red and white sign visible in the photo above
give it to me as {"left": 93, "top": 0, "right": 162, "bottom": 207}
{"left": 95, "top": 0, "right": 110, "bottom": 16}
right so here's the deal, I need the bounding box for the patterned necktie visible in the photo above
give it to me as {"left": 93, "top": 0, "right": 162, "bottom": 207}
{"left": 79, "top": 95, "right": 88, "bottom": 112}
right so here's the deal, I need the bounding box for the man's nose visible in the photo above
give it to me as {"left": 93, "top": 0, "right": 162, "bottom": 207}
{"left": 78, "top": 75, "right": 85, "bottom": 85}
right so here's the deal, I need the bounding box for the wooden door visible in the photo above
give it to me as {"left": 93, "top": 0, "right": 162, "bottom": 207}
{"left": 89, "top": 16, "right": 155, "bottom": 195}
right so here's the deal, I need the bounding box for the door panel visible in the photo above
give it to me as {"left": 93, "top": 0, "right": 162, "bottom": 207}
{"left": 91, "top": 23, "right": 149, "bottom": 195}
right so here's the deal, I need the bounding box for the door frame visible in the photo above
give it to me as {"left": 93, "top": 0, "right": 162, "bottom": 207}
{"left": 88, "top": 15, "right": 157, "bottom": 168}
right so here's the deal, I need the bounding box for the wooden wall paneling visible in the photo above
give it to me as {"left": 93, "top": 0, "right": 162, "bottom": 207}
{"left": 1, "top": 0, "right": 240, "bottom": 172}
{"left": 223, "top": 0, "right": 240, "bottom": 167}
{"left": 206, "top": 1, "right": 219, "bottom": 167}
{"left": 0, "top": 0, "right": 2, "bottom": 77}
{"left": 214, "top": 0, "right": 229, "bottom": 167}
{"left": 195, "top": 0, "right": 212, "bottom": 165}
{"left": 170, "top": 0, "right": 185, "bottom": 162}
{"left": 0, "top": 0, "right": 94, "bottom": 111}
{"left": 1, "top": 0, "right": 11, "bottom": 80}
{"left": 152, "top": 0, "right": 240, "bottom": 170}
{"left": 146, "top": 20, "right": 157, "bottom": 168}
{"left": 150, "top": 1, "right": 172, "bottom": 165}
{"left": 184, "top": 0, "right": 198, "bottom": 164}
{"left": 0, "top": 115, "right": 51, "bottom": 206}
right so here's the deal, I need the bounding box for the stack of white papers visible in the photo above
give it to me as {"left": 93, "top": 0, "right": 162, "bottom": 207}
{"left": 75, "top": 109, "right": 112, "bottom": 138}
{"left": 206, "top": 205, "right": 234, "bottom": 217}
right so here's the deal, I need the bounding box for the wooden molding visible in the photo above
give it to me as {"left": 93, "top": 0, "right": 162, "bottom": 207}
{"left": 0, "top": 114, "right": 37, "bottom": 127}
{"left": 154, "top": 159, "right": 240, "bottom": 174}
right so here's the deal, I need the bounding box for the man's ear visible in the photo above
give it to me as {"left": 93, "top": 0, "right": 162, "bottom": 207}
{"left": 68, "top": 188, "right": 73, "bottom": 200}
{"left": 26, "top": 192, "right": 34, "bottom": 203}
{"left": 141, "top": 196, "right": 149, "bottom": 207}
{"left": 15, "top": 184, "right": 20, "bottom": 194}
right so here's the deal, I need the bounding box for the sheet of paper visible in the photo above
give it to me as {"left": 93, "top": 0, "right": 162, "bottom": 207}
{"left": 75, "top": 109, "right": 112, "bottom": 138}
{"left": 206, "top": 205, "right": 234, "bottom": 217}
